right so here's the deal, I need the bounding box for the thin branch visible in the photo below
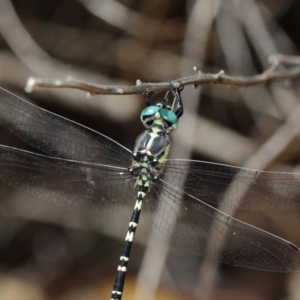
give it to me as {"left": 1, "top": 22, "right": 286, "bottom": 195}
{"left": 26, "top": 55, "right": 300, "bottom": 95}
{"left": 77, "top": 0, "right": 184, "bottom": 41}
{"left": 269, "top": 54, "right": 300, "bottom": 65}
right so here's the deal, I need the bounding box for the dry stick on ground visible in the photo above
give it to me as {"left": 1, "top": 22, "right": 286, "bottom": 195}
{"left": 25, "top": 54, "right": 300, "bottom": 95}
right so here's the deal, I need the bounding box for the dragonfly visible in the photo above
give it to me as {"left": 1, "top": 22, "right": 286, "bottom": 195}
{"left": 0, "top": 86, "right": 300, "bottom": 300}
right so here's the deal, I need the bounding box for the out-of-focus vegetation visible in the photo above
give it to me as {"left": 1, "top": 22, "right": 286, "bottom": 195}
{"left": 1, "top": 0, "right": 300, "bottom": 299}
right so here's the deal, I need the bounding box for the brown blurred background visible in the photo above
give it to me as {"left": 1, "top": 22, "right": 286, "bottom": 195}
{"left": 1, "top": 0, "right": 300, "bottom": 299}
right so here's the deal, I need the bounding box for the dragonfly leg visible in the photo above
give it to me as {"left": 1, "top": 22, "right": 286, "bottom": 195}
{"left": 145, "top": 92, "right": 156, "bottom": 106}
{"left": 170, "top": 86, "right": 184, "bottom": 118}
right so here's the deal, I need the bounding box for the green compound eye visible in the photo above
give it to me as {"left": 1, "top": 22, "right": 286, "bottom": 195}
{"left": 159, "top": 108, "right": 178, "bottom": 125}
{"left": 141, "top": 106, "right": 160, "bottom": 118}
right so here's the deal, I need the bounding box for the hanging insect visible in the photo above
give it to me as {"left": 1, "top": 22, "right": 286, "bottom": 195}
{"left": 0, "top": 86, "right": 299, "bottom": 300}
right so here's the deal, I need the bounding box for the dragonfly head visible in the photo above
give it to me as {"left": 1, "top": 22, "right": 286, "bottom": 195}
{"left": 140, "top": 86, "right": 184, "bottom": 134}
{"left": 141, "top": 104, "right": 178, "bottom": 133}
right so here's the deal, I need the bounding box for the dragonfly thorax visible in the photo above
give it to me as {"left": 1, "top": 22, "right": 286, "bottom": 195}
{"left": 130, "top": 111, "right": 174, "bottom": 191}
{"left": 128, "top": 101, "right": 179, "bottom": 195}
{"left": 130, "top": 128, "right": 170, "bottom": 183}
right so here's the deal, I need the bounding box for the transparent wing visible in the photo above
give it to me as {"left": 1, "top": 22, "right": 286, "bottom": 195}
{"left": 0, "top": 145, "right": 135, "bottom": 214}
{"left": 147, "top": 179, "right": 300, "bottom": 272}
{"left": 163, "top": 159, "right": 300, "bottom": 210}
{"left": 0, "top": 88, "right": 132, "bottom": 166}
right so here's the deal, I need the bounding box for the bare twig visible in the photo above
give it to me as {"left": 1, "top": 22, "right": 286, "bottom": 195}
{"left": 26, "top": 58, "right": 300, "bottom": 95}
{"left": 269, "top": 54, "right": 300, "bottom": 65}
